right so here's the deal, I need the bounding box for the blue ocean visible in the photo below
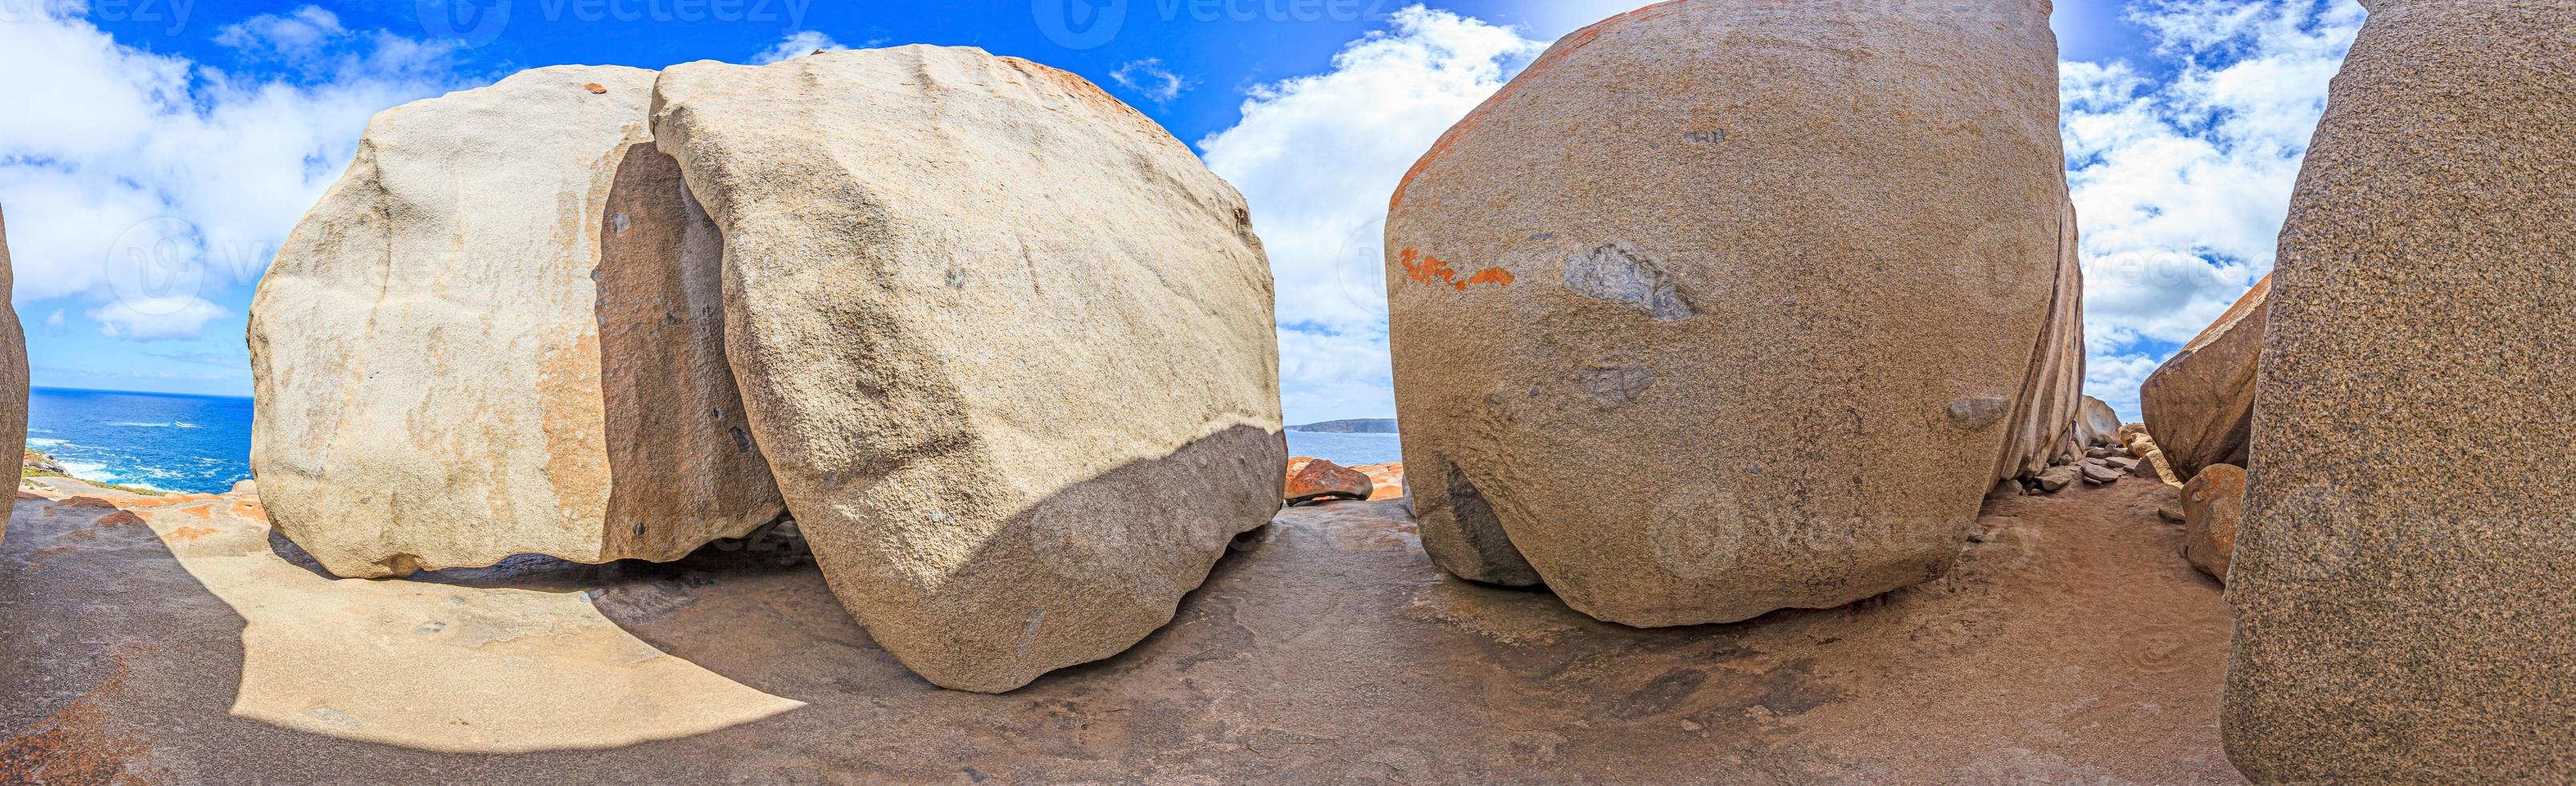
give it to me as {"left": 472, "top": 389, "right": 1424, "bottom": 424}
{"left": 19, "top": 387, "right": 1392, "bottom": 496}
{"left": 1283, "top": 431, "right": 1404, "bottom": 465}
{"left": 25, "top": 387, "right": 255, "bottom": 495}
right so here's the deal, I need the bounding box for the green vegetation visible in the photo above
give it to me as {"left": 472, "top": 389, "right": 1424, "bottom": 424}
{"left": 21, "top": 449, "right": 166, "bottom": 496}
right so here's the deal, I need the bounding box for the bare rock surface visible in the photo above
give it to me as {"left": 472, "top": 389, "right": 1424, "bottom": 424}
{"left": 2073, "top": 396, "right": 2122, "bottom": 448}
{"left": 1383, "top": 0, "right": 2070, "bottom": 626}
{"left": 247, "top": 66, "right": 784, "bottom": 579}
{"left": 2226, "top": 2, "right": 2576, "bottom": 780}
{"left": 2, "top": 474, "right": 2238, "bottom": 783}
{"left": 2141, "top": 276, "right": 2268, "bottom": 480}
{"left": 0, "top": 209, "right": 23, "bottom": 546}
{"left": 1995, "top": 202, "right": 2088, "bottom": 481}
{"left": 649, "top": 46, "right": 1286, "bottom": 693}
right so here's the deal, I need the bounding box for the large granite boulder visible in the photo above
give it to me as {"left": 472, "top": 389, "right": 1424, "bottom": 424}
{"left": 0, "top": 209, "right": 22, "bottom": 545}
{"left": 249, "top": 66, "right": 786, "bottom": 578}
{"left": 650, "top": 47, "right": 1286, "bottom": 693}
{"left": 1994, "top": 201, "right": 2088, "bottom": 482}
{"left": 2140, "top": 275, "right": 2268, "bottom": 480}
{"left": 1385, "top": 0, "right": 2068, "bottom": 626}
{"left": 2225, "top": 2, "right": 2576, "bottom": 780}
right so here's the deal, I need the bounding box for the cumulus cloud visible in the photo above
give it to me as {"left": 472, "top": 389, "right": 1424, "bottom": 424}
{"left": 0, "top": 4, "right": 462, "bottom": 310}
{"left": 1200, "top": 6, "right": 1547, "bottom": 423}
{"left": 2064, "top": 0, "right": 2363, "bottom": 417}
{"left": 753, "top": 30, "right": 847, "bottom": 64}
{"left": 87, "top": 296, "right": 230, "bottom": 342}
{"left": 1111, "top": 59, "right": 1188, "bottom": 103}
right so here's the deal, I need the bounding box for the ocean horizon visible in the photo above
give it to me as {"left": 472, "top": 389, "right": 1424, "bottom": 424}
{"left": 22, "top": 386, "right": 1401, "bottom": 496}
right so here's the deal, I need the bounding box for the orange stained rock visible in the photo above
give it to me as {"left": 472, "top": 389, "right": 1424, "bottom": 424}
{"left": 1397, "top": 249, "right": 1513, "bottom": 292}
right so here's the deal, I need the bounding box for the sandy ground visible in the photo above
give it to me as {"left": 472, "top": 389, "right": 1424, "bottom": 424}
{"left": 2, "top": 475, "right": 2239, "bottom": 784}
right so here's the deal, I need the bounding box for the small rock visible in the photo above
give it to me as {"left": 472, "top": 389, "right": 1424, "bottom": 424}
{"left": 2157, "top": 502, "right": 2185, "bottom": 523}
{"left": 2104, "top": 456, "right": 2141, "bottom": 472}
{"left": 2036, "top": 465, "right": 2081, "bottom": 492}
{"left": 2181, "top": 464, "right": 2244, "bottom": 582}
{"left": 2080, "top": 464, "right": 2124, "bottom": 485}
{"left": 2086, "top": 446, "right": 2121, "bottom": 460}
{"left": 1286, "top": 459, "right": 1375, "bottom": 506}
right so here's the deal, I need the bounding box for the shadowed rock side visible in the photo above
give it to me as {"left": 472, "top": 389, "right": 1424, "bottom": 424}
{"left": 595, "top": 144, "right": 787, "bottom": 548}
{"left": 0, "top": 209, "right": 24, "bottom": 546}
{"left": 248, "top": 66, "right": 784, "bottom": 579}
{"left": 1386, "top": 0, "right": 2069, "bottom": 626}
{"left": 1995, "top": 201, "right": 2087, "bottom": 481}
{"left": 2, "top": 476, "right": 2239, "bottom": 783}
{"left": 2140, "top": 275, "right": 2267, "bottom": 481}
{"left": 2226, "top": 1, "right": 2576, "bottom": 780}
{"left": 649, "top": 46, "right": 1286, "bottom": 693}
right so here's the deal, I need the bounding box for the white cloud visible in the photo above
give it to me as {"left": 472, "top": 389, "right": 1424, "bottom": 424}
{"left": 753, "top": 30, "right": 848, "bottom": 65}
{"left": 2064, "top": 0, "right": 2362, "bottom": 418}
{"left": 1110, "top": 59, "right": 1188, "bottom": 103}
{"left": 0, "top": 5, "right": 461, "bottom": 311}
{"left": 215, "top": 6, "right": 348, "bottom": 59}
{"left": 87, "top": 296, "right": 230, "bottom": 342}
{"left": 1200, "top": 6, "right": 1547, "bottom": 423}
{"left": 43, "top": 309, "right": 65, "bottom": 335}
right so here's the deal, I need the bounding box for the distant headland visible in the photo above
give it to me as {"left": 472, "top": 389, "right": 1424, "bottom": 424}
{"left": 1289, "top": 419, "right": 1398, "bottom": 434}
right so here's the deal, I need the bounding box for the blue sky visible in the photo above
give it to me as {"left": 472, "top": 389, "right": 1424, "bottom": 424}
{"left": 0, "top": 0, "right": 2360, "bottom": 422}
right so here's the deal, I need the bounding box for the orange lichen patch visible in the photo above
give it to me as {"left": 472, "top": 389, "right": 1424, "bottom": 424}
{"left": 0, "top": 666, "right": 147, "bottom": 784}
{"left": 1456, "top": 268, "right": 1516, "bottom": 290}
{"left": 165, "top": 525, "right": 220, "bottom": 542}
{"left": 124, "top": 493, "right": 220, "bottom": 509}
{"left": 230, "top": 499, "right": 267, "bottom": 521}
{"left": 1398, "top": 249, "right": 1514, "bottom": 292}
{"left": 1352, "top": 462, "right": 1407, "bottom": 501}
{"left": 95, "top": 512, "right": 148, "bottom": 529}
{"left": 53, "top": 496, "right": 119, "bottom": 511}
{"left": 583, "top": 83, "right": 608, "bottom": 95}
{"left": 1389, "top": 0, "right": 1684, "bottom": 212}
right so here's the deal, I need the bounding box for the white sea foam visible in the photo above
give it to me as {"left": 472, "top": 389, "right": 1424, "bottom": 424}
{"left": 26, "top": 437, "right": 69, "bottom": 448}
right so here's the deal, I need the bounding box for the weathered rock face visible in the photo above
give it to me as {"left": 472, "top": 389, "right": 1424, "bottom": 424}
{"left": 249, "top": 66, "right": 786, "bottom": 578}
{"left": 0, "top": 209, "right": 24, "bottom": 545}
{"left": 2225, "top": 2, "right": 2576, "bottom": 780}
{"left": 1286, "top": 458, "right": 1373, "bottom": 505}
{"left": 2179, "top": 464, "right": 2240, "bottom": 582}
{"left": 2141, "top": 276, "right": 2268, "bottom": 480}
{"left": 2072, "top": 397, "right": 2122, "bottom": 449}
{"left": 650, "top": 47, "right": 1286, "bottom": 693}
{"left": 1995, "top": 201, "right": 2088, "bottom": 482}
{"left": 1385, "top": 0, "right": 2068, "bottom": 626}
